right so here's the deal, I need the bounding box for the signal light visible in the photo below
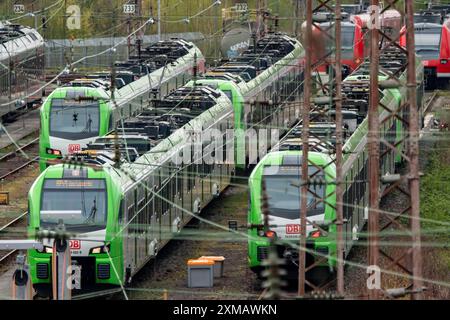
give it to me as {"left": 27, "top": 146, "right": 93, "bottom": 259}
{"left": 46, "top": 148, "right": 62, "bottom": 156}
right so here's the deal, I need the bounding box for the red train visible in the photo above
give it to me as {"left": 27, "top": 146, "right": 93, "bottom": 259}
{"left": 304, "top": 8, "right": 402, "bottom": 77}
{"left": 400, "top": 19, "right": 450, "bottom": 88}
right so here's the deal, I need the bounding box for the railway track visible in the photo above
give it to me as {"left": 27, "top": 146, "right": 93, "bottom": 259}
{"left": 0, "top": 212, "right": 28, "bottom": 273}
{"left": 0, "top": 137, "right": 39, "bottom": 180}
{"left": 424, "top": 91, "right": 439, "bottom": 114}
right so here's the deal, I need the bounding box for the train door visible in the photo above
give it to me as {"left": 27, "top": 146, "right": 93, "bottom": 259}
{"left": 136, "top": 185, "right": 146, "bottom": 267}
{"left": 153, "top": 170, "right": 163, "bottom": 251}
{"left": 201, "top": 136, "right": 211, "bottom": 203}
{"left": 124, "top": 190, "right": 136, "bottom": 276}
{"left": 182, "top": 162, "right": 190, "bottom": 224}
{"left": 159, "top": 167, "right": 170, "bottom": 247}
{"left": 343, "top": 170, "right": 354, "bottom": 256}
{"left": 149, "top": 174, "right": 160, "bottom": 256}
{"left": 192, "top": 143, "right": 202, "bottom": 213}
{"left": 174, "top": 164, "right": 183, "bottom": 234}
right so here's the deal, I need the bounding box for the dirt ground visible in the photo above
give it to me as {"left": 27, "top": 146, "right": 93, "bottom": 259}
{"left": 112, "top": 184, "right": 261, "bottom": 300}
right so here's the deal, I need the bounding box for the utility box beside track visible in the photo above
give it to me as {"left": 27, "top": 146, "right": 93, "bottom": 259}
{"left": 187, "top": 259, "right": 214, "bottom": 288}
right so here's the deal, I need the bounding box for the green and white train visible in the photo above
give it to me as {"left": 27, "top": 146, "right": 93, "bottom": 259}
{"left": 27, "top": 33, "right": 306, "bottom": 295}
{"left": 247, "top": 46, "right": 425, "bottom": 280}
{"left": 39, "top": 39, "right": 205, "bottom": 172}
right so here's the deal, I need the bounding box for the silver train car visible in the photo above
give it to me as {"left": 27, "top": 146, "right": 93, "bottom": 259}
{"left": 0, "top": 22, "right": 45, "bottom": 120}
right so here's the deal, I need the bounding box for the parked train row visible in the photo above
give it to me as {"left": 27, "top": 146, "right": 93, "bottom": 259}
{"left": 4, "top": 3, "right": 429, "bottom": 296}
{"left": 27, "top": 33, "right": 306, "bottom": 296}
{"left": 39, "top": 39, "right": 205, "bottom": 171}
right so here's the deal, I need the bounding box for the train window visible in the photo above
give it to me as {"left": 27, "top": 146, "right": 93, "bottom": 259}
{"left": 29, "top": 32, "right": 38, "bottom": 41}
{"left": 222, "top": 90, "right": 233, "bottom": 101}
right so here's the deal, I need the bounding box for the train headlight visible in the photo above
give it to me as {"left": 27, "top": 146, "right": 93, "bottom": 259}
{"left": 46, "top": 148, "right": 62, "bottom": 156}
{"left": 90, "top": 244, "right": 110, "bottom": 254}
{"left": 258, "top": 230, "right": 277, "bottom": 238}
{"left": 441, "top": 59, "right": 448, "bottom": 64}
{"left": 309, "top": 229, "right": 327, "bottom": 238}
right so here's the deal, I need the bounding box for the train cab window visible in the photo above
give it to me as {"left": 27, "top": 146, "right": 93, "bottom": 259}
{"left": 40, "top": 179, "right": 107, "bottom": 232}
{"left": 341, "top": 25, "right": 355, "bottom": 60}
{"left": 415, "top": 27, "right": 441, "bottom": 59}
{"left": 262, "top": 166, "right": 325, "bottom": 219}
{"left": 49, "top": 98, "right": 100, "bottom": 140}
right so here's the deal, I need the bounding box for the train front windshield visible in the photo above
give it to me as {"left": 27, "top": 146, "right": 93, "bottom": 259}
{"left": 415, "top": 27, "right": 441, "bottom": 59}
{"left": 50, "top": 98, "right": 100, "bottom": 140}
{"left": 262, "top": 166, "right": 325, "bottom": 219}
{"left": 40, "top": 179, "right": 107, "bottom": 231}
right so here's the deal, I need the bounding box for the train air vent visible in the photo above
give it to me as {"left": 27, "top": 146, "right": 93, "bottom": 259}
{"left": 97, "top": 264, "right": 110, "bottom": 279}
{"left": 257, "top": 246, "right": 269, "bottom": 261}
{"left": 36, "top": 263, "right": 49, "bottom": 279}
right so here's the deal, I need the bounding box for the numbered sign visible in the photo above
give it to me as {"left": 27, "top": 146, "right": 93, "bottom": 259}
{"left": 13, "top": 4, "right": 25, "bottom": 14}
{"left": 123, "top": 4, "right": 136, "bottom": 14}
{"left": 235, "top": 3, "right": 248, "bottom": 12}
{"left": 66, "top": 5, "right": 81, "bottom": 30}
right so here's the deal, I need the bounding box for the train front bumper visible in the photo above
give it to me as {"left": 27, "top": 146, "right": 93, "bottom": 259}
{"left": 28, "top": 252, "right": 122, "bottom": 287}
{"left": 248, "top": 237, "right": 336, "bottom": 270}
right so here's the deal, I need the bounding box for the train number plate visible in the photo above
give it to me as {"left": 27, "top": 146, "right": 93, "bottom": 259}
{"left": 70, "top": 240, "right": 81, "bottom": 250}
{"left": 286, "top": 224, "right": 300, "bottom": 234}
{"left": 68, "top": 144, "right": 81, "bottom": 154}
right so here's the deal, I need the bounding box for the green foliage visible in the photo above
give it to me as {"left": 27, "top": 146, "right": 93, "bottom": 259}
{"left": 3, "top": 0, "right": 438, "bottom": 40}
{"left": 420, "top": 131, "right": 450, "bottom": 270}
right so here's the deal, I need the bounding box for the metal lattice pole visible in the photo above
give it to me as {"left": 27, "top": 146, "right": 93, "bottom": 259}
{"left": 368, "top": 0, "right": 381, "bottom": 300}
{"left": 298, "top": 0, "right": 312, "bottom": 298}
{"left": 298, "top": 0, "right": 347, "bottom": 297}
{"left": 405, "top": 0, "right": 423, "bottom": 300}
{"left": 334, "top": 0, "right": 345, "bottom": 296}
{"left": 365, "top": 0, "right": 424, "bottom": 300}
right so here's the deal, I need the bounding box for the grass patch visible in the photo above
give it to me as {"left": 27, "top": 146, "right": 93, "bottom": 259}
{"left": 420, "top": 132, "right": 450, "bottom": 269}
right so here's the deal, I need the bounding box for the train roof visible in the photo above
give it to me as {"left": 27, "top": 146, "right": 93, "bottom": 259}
{"left": 78, "top": 85, "right": 230, "bottom": 165}
{"left": 205, "top": 33, "right": 301, "bottom": 85}
{"left": 0, "top": 23, "right": 42, "bottom": 44}
{"left": 60, "top": 39, "right": 200, "bottom": 92}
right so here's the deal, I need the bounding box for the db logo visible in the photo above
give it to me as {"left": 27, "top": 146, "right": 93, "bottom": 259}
{"left": 286, "top": 224, "right": 300, "bottom": 234}
{"left": 68, "top": 144, "right": 81, "bottom": 154}
{"left": 69, "top": 240, "right": 81, "bottom": 250}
